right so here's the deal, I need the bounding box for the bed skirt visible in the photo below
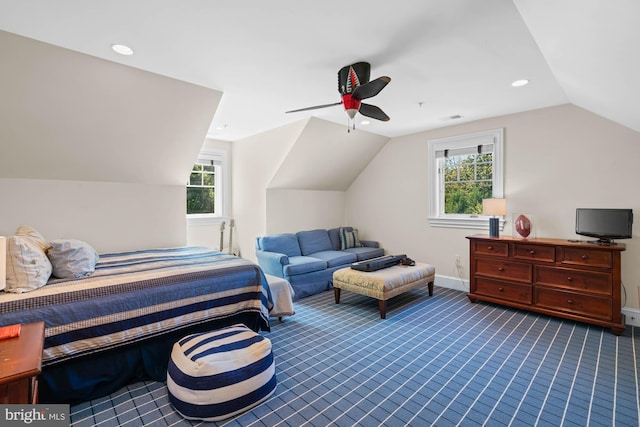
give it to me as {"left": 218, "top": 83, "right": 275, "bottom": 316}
{"left": 39, "top": 312, "right": 263, "bottom": 404}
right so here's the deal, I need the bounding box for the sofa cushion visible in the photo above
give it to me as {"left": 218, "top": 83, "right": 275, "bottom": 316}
{"left": 259, "top": 233, "right": 301, "bottom": 257}
{"left": 344, "top": 246, "right": 385, "bottom": 261}
{"left": 296, "top": 229, "right": 333, "bottom": 256}
{"left": 308, "top": 250, "right": 357, "bottom": 268}
{"left": 340, "top": 227, "right": 362, "bottom": 250}
{"left": 283, "top": 256, "right": 327, "bottom": 276}
{"left": 328, "top": 227, "right": 353, "bottom": 251}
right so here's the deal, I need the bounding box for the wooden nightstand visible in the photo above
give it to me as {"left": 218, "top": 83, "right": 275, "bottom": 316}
{"left": 0, "top": 321, "right": 45, "bottom": 403}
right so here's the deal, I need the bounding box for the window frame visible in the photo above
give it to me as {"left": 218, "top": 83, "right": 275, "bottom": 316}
{"left": 186, "top": 149, "right": 229, "bottom": 225}
{"left": 428, "top": 128, "right": 504, "bottom": 229}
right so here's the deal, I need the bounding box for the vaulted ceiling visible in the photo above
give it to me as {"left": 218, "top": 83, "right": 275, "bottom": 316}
{"left": 1, "top": 0, "right": 638, "bottom": 142}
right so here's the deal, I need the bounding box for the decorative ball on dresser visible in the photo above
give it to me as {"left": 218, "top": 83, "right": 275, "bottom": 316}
{"left": 514, "top": 214, "right": 532, "bottom": 238}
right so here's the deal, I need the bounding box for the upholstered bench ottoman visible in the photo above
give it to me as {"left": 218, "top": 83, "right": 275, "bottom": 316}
{"left": 167, "top": 324, "right": 277, "bottom": 421}
{"left": 333, "top": 262, "right": 435, "bottom": 319}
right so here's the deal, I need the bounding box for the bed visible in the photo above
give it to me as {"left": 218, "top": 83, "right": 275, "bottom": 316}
{"left": 0, "top": 246, "right": 273, "bottom": 403}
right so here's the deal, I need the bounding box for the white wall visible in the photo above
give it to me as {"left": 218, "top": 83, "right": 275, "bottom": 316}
{"left": 266, "top": 189, "right": 346, "bottom": 234}
{"left": 231, "top": 121, "right": 306, "bottom": 261}
{"left": 0, "top": 178, "right": 186, "bottom": 253}
{"left": 346, "top": 104, "right": 640, "bottom": 310}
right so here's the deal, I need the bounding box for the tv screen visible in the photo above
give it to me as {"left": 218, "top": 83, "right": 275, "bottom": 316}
{"left": 575, "top": 208, "right": 633, "bottom": 243}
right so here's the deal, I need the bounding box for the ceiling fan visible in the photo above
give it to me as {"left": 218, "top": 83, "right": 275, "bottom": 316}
{"left": 286, "top": 62, "right": 391, "bottom": 125}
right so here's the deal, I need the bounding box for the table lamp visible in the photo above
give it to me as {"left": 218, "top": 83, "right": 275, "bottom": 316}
{"left": 483, "top": 198, "right": 507, "bottom": 237}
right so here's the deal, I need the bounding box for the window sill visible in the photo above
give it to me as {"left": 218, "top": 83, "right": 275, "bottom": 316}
{"left": 428, "top": 215, "right": 505, "bottom": 230}
{"left": 187, "top": 215, "right": 227, "bottom": 226}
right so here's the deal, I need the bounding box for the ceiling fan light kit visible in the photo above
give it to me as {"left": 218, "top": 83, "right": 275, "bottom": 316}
{"left": 286, "top": 62, "right": 391, "bottom": 131}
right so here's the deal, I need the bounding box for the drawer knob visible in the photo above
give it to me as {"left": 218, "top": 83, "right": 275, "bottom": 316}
{"left": 529, "top": 250, "right": 536, "bottom": 255}
{"left": 581, "top": 255, "right": 588, "bottom": 260}
{"left": 498, "top": 267, "right": 505, "bottom": 272}
{"left": 567, "top": 299, "right": 574, "bottom": 305}
{"left": 498, "top": 287, "right": 504, "bottom": 292}
{"left": 567, "top": 276, "right": 573, "bottom": 282}
{"left": 487, "top": 246, "right": 494, "bottom": 250}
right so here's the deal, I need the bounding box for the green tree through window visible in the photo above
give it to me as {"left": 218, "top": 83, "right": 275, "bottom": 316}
{"left": 443, "top": 153, "right": 493, "bottom": 215}
{"left": 187, "top": 161, "right": 216, "bottom": 214}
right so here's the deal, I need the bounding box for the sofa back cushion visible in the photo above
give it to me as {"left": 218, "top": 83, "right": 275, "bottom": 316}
{"left": 258, "top": 233, "right": 301, "bottom": 257}
{"left": 328, "top": 227, "right": 353, "bottom": 251}
{"left": 296, "top": 229, "right": 333, "bottom": 255}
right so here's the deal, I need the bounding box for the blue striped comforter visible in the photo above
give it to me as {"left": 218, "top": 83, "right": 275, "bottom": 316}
{"left": 0, "top": 247, "right": 272, "bottom": 366}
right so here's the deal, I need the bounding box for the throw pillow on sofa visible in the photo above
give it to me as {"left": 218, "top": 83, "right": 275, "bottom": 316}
{"left": 340, "top": 227, "right": 362, "bottom": 250}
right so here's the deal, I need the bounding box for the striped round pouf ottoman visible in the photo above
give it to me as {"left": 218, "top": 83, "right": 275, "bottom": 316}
{"left": 167, "top": 324, "right": 277, "bottom": 421}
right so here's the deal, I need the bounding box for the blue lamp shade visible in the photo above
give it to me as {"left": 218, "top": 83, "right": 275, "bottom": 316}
{"left": 483, "top": 198, "right": 507, "bottom": 237}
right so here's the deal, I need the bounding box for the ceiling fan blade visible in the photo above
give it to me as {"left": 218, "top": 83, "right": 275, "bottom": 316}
{"left": 285, "top": 102, "right": 342, "bottom": 113}
{"left": 352, "top": 76, "right": 391, "bottom": 100}
{"left": 359, "top": 103, "right": 390, "bottom": 121}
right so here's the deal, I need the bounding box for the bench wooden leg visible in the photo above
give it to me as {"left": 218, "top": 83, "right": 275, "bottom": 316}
{"left": 378, "top": 300, "right": 387, "bottom": 319}
{"left": 334, "top": 288, "right": 341, "bottom": 304}
{"left": 428, "top": 281, "right": 434, "bottom": 296}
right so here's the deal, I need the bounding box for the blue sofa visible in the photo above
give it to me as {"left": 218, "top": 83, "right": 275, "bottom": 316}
{"left": 255, "top": 227, "right": 384, "bottom": 300}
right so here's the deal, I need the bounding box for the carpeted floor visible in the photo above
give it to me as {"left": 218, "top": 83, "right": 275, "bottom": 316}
{"left": 70, "top": 286, "right": 640, "bottom": 426}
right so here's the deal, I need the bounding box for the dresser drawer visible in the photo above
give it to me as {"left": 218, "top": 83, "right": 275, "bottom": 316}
{"left": 475, "top": 278, "right": 532, "bottom": 304}
{"left": 512, "top": 244, "right": 555, "bottom": 262}
{"left": 473, "top": 241, "right": 508, "bottom": 257}
{"left": 535, "top": 288, "right": 612, "bottom": 320}
{"left": 560, "top": 247, "right": 612, "bottom": 268}
{"left": 535, "top": 266, "right": 612, "bottom": 295}
{"left": 475, "top": 259, "right": 532, "bottom": 283}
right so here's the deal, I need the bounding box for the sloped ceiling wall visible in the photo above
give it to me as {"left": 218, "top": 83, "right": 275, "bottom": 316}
{"left": 514, "top": 0, "right": 640, "bottom": 133}
{"left": 268, "top": 117, "right": 389, "bottom": 191}
{"left": 0, "top": 30, "right": 222, "bottom": 186}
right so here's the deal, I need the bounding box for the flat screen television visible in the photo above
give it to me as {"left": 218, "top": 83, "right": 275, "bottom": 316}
{"left": 575, "top": 208, "right": 633, "bottom": 244}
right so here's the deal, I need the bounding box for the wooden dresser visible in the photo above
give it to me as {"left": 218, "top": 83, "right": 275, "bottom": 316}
{"left": 467, "top": 235, "right": 625, "bottom": 335}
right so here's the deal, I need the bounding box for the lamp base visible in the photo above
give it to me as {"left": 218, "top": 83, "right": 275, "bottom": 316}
{"left": 489, "top": 217, "right": 500, "bottom": 237}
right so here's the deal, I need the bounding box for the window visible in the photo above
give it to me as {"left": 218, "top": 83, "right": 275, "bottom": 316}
{"left": 428, "top": 128, "right": 504, "bottom": 229}
{"left": 186, "top": 151, "right": 227, "bottom": 220}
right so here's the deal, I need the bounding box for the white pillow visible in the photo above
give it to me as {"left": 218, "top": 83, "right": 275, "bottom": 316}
{"left": 5, "top": 234, "right": 53, "bottom": 293}
{"left": 47, "top": 239, "right": 99, "bottom": 279}
{"left": 15, "top": 225, "right": 50, "bottom": 252}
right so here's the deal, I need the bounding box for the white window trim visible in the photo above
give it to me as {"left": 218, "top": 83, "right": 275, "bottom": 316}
{"left": 187, "top": 149, "right": 229, "bottom": 226}
{"left": 428, "top": 128, "right": 504, "bottom": 230}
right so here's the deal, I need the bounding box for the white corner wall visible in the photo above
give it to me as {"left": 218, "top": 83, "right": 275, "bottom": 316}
{"left": 0, "top": 178, "right": 186, "bottom": 253}
{"left": 346, "top": 104, "right": 640, "bottom": 310}
{"left": 231, "top": 120, "right": 307, "bottom": 261}
{"left": 266, "top": 189, "right": 346, "bottom": 234}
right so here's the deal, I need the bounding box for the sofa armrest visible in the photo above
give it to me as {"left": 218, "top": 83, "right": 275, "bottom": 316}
{"left": 256, "top": 249, "right": 290, "bottom": 277}
{"left": 360, "top": 240, "right": 380, "bottom": 248}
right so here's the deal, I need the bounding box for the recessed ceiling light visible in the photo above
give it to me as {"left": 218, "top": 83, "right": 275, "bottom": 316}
{"left": 511, "top": 79, "right": 529, "bottom": 87}
{"left": 111, "top": 44, "right": 134, "bottom": 56}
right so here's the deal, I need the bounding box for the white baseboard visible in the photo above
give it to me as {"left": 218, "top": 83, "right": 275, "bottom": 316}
{"left": 437, "top": 275, "right": 638, "bottom": 328}
{"left": 434, "top": 274, "right": 469, "bottom": 293}
{"left": 622, "top": 307, "right": 640, "bottom": 327}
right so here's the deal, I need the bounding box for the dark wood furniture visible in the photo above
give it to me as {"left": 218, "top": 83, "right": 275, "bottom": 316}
{"left": 0, "top": 321, "right": 45, "bottom": 403}
{"left": 467, "top": 235, "right": 626, "bottom": 335}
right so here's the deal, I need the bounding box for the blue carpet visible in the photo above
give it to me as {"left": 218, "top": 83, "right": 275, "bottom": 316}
{"left": 70, "top": 286, "right": 640, "bottom": 426}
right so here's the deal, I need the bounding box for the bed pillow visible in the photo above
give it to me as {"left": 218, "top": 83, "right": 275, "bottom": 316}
{"left": 15, "top": 225, "right": 50, "bottom": 252}
{"left": 340, "top": 227, "right": 362, "bottom": 250}
{"left": 5, "top": 234, "right": 53, "bottom": 293}
{"left": 47, "top": 239, "right": 99, "bottom": 279}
